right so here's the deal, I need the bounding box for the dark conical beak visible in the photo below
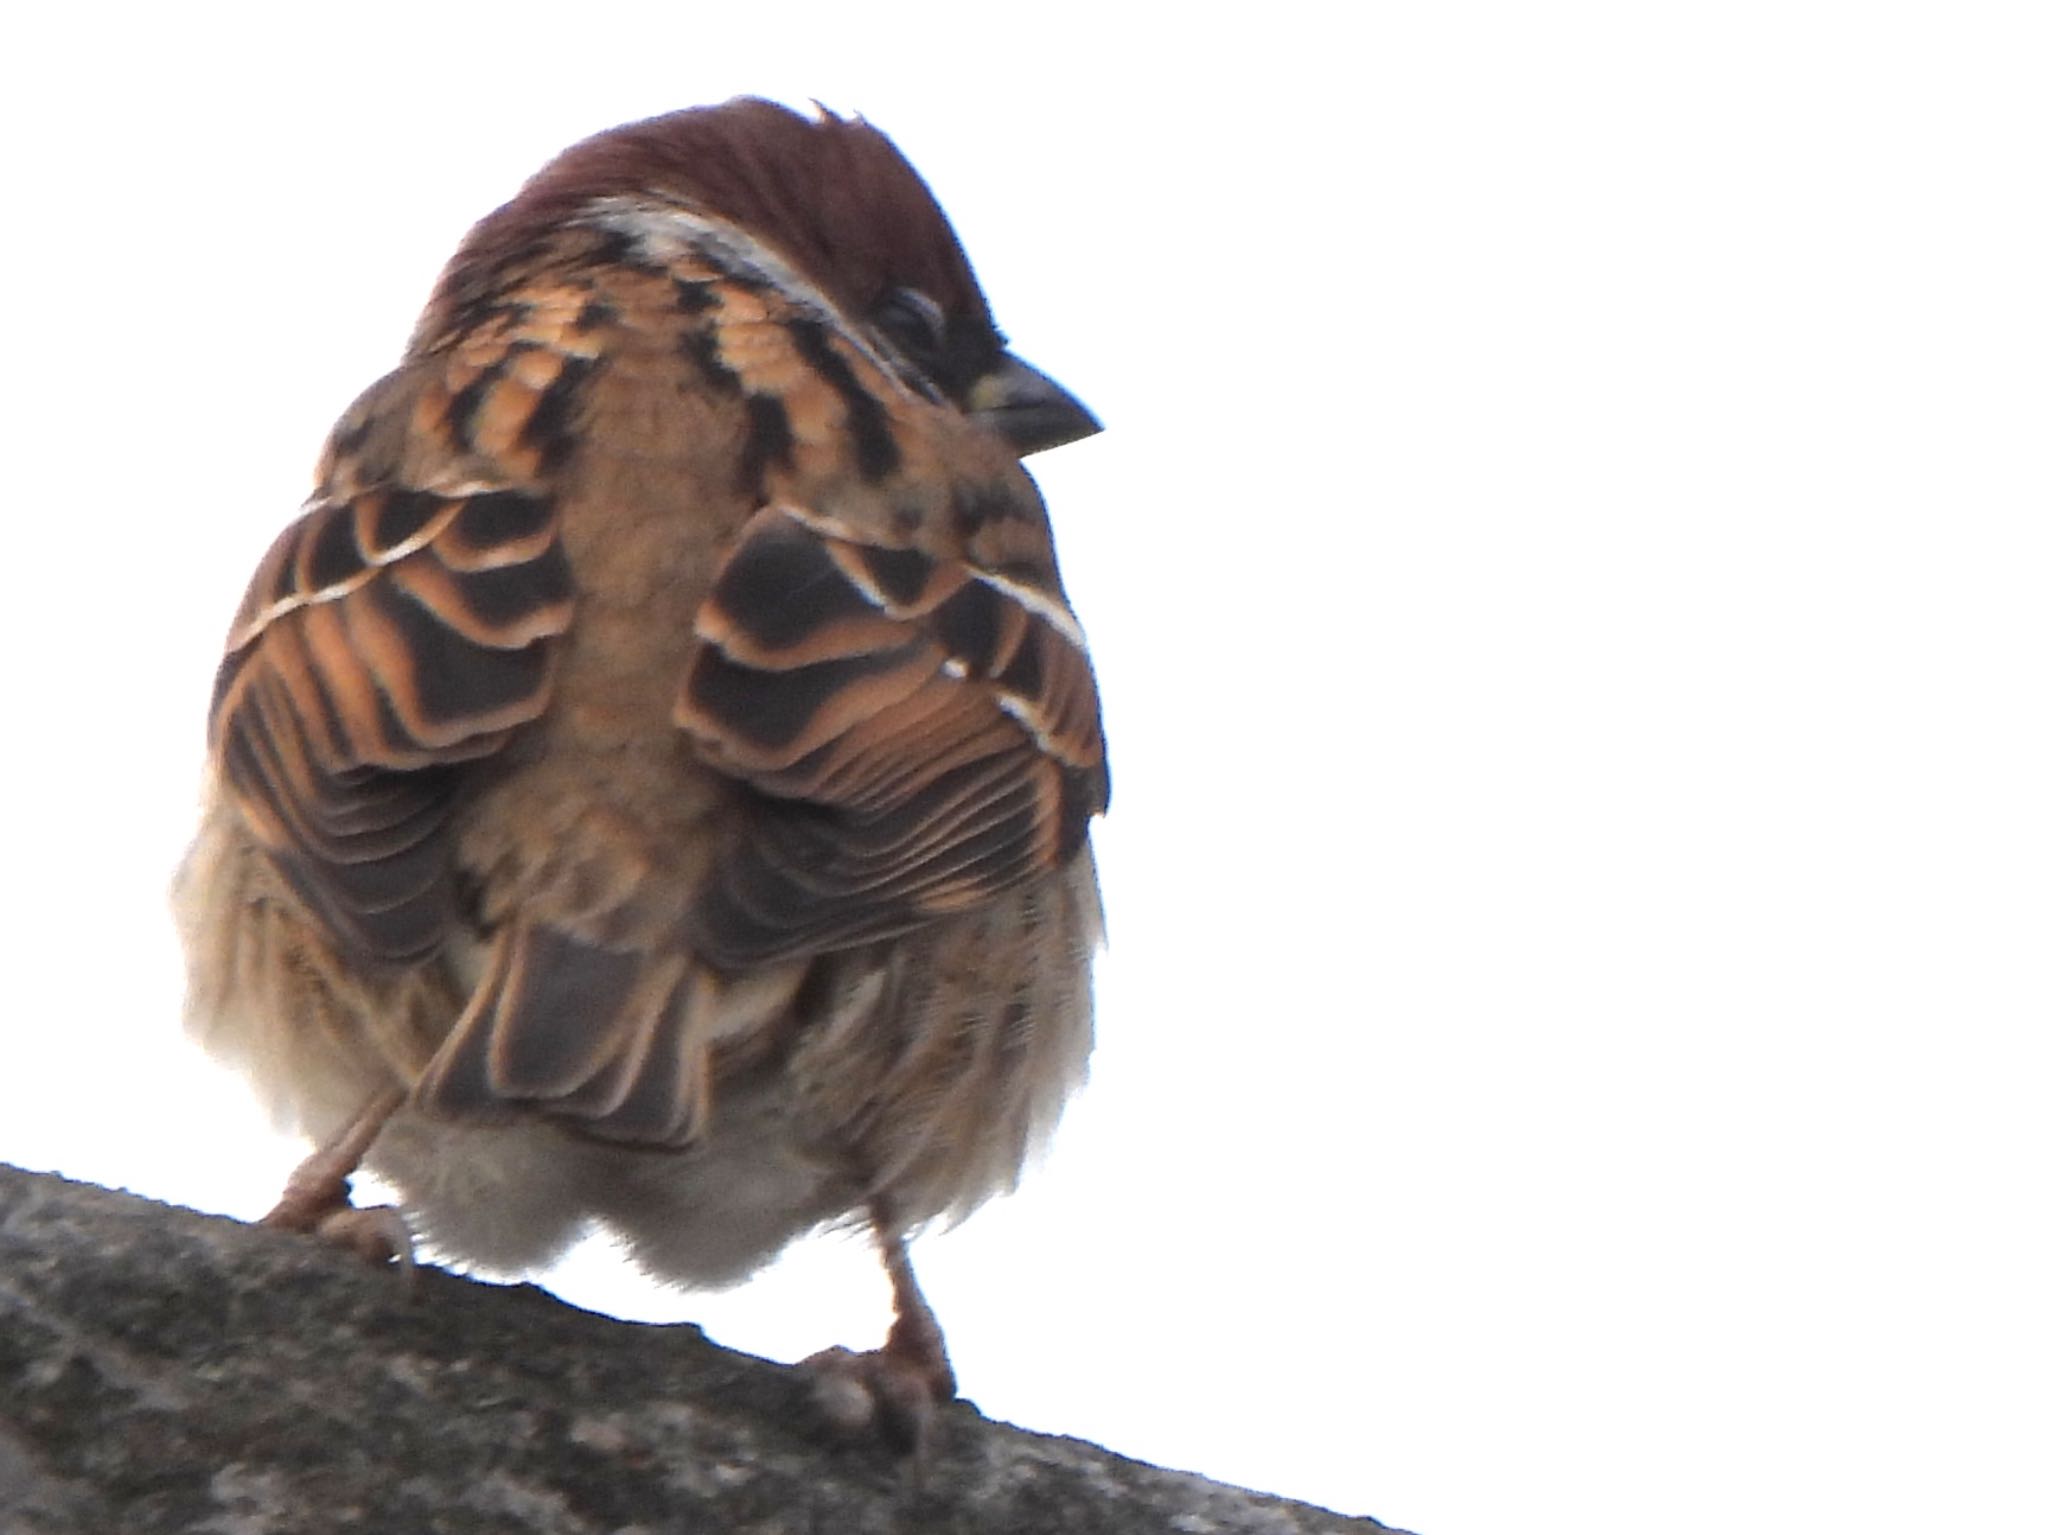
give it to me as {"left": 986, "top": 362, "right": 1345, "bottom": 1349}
{"left": 967, "top": 353, "right": 1102, "bottom": 456}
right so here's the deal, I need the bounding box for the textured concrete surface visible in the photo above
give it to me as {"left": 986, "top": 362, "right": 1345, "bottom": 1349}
{"left": 0, "top": 1165, "right": 1405, "bottom": 1533}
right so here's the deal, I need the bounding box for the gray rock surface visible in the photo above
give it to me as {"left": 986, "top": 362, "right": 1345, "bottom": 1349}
{"left": 0, "top": 1165, "right": 1405, "bottom": 1533}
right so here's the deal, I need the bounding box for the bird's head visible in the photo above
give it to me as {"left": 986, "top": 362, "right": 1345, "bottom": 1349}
{"left": 434, "top": 98, "right": 1099, "bottom": 457}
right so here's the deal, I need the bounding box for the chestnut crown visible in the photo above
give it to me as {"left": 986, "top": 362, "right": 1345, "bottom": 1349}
{"left": 427, "top": 98, "right": 1097, "bottom": 453}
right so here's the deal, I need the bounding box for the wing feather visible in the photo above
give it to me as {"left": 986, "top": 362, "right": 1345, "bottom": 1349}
{"left": 676, "top": 503, "right": 1107, "bottom": 967}
{"left": 210, "top": 476, "right": 573, "bottom": 962}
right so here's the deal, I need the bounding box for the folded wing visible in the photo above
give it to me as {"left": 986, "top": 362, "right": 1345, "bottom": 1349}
{"left": 210, "top": 479, "right": 574, "bottom": 962}
{"left": 676, "top": 503, "right": 1108, "bottom": 968}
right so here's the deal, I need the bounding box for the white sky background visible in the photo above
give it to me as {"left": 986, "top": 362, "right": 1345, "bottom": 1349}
{"left": 3, "top": 4, "right": 2042, "bottom": 1531}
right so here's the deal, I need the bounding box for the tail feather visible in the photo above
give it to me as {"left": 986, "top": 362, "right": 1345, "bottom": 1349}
{"left": 485, "top": 923, "right": 640, "bottom": 1098}
{"left": 584, "top": 982, "right": 703, "bottom": 1143}
{"left": 415, "top": 919, "right": 726, "bottom": 1146}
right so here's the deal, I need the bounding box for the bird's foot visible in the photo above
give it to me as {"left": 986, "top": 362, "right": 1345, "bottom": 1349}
{"left": 803, "top": 1203, "right": 957, "bottom": 1463}
{"left": 803, "top": 1330, "right": 957, "bottom": 1460}
{"left": 260, "top": 1088, "right": 413, "bottom": 1273}
{"left": 262, "top": 1174, "right": 415, "bottom": 1273}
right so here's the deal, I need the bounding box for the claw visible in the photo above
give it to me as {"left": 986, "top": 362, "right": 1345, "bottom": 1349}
{"left": 801, "top": 1198, "right": 956, "bottom": 1466}
{"left": 804, "top": 1342, "right": 945, "bottom": 1458}
{"left": 260, "top": 1088, "right": 412, "bottom": 1276}
{"left": 306, "top": 1201, "right": 417, "bottom": 1276}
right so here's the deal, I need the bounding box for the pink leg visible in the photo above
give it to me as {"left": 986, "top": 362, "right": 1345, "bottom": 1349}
{"left": 262, "top": 1087, "right": 413, "bottom": 1271}
{"left": 805, "top": 1199, "right": 958, "bottom": 1460}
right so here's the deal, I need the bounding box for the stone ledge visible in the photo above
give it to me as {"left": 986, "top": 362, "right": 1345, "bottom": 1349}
{"left": 0, "top": 1165, "right": 1404, "bottom": 1534}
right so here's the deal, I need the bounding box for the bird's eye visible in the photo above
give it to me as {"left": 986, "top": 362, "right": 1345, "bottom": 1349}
{"left": 874, "top": 287, "right": 947, "bottom": 359}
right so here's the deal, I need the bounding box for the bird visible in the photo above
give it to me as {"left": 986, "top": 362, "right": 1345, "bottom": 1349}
{"left": 173, "top": 96, "right": 1107, "bottom": 1452}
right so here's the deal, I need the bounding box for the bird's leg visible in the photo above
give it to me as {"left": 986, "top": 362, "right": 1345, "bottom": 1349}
{"left": 262, "top": 1086, "right": 413, "bottom": 1271}
{"left": 804, "top": 1196, "right": 957, "bottom": 1459}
